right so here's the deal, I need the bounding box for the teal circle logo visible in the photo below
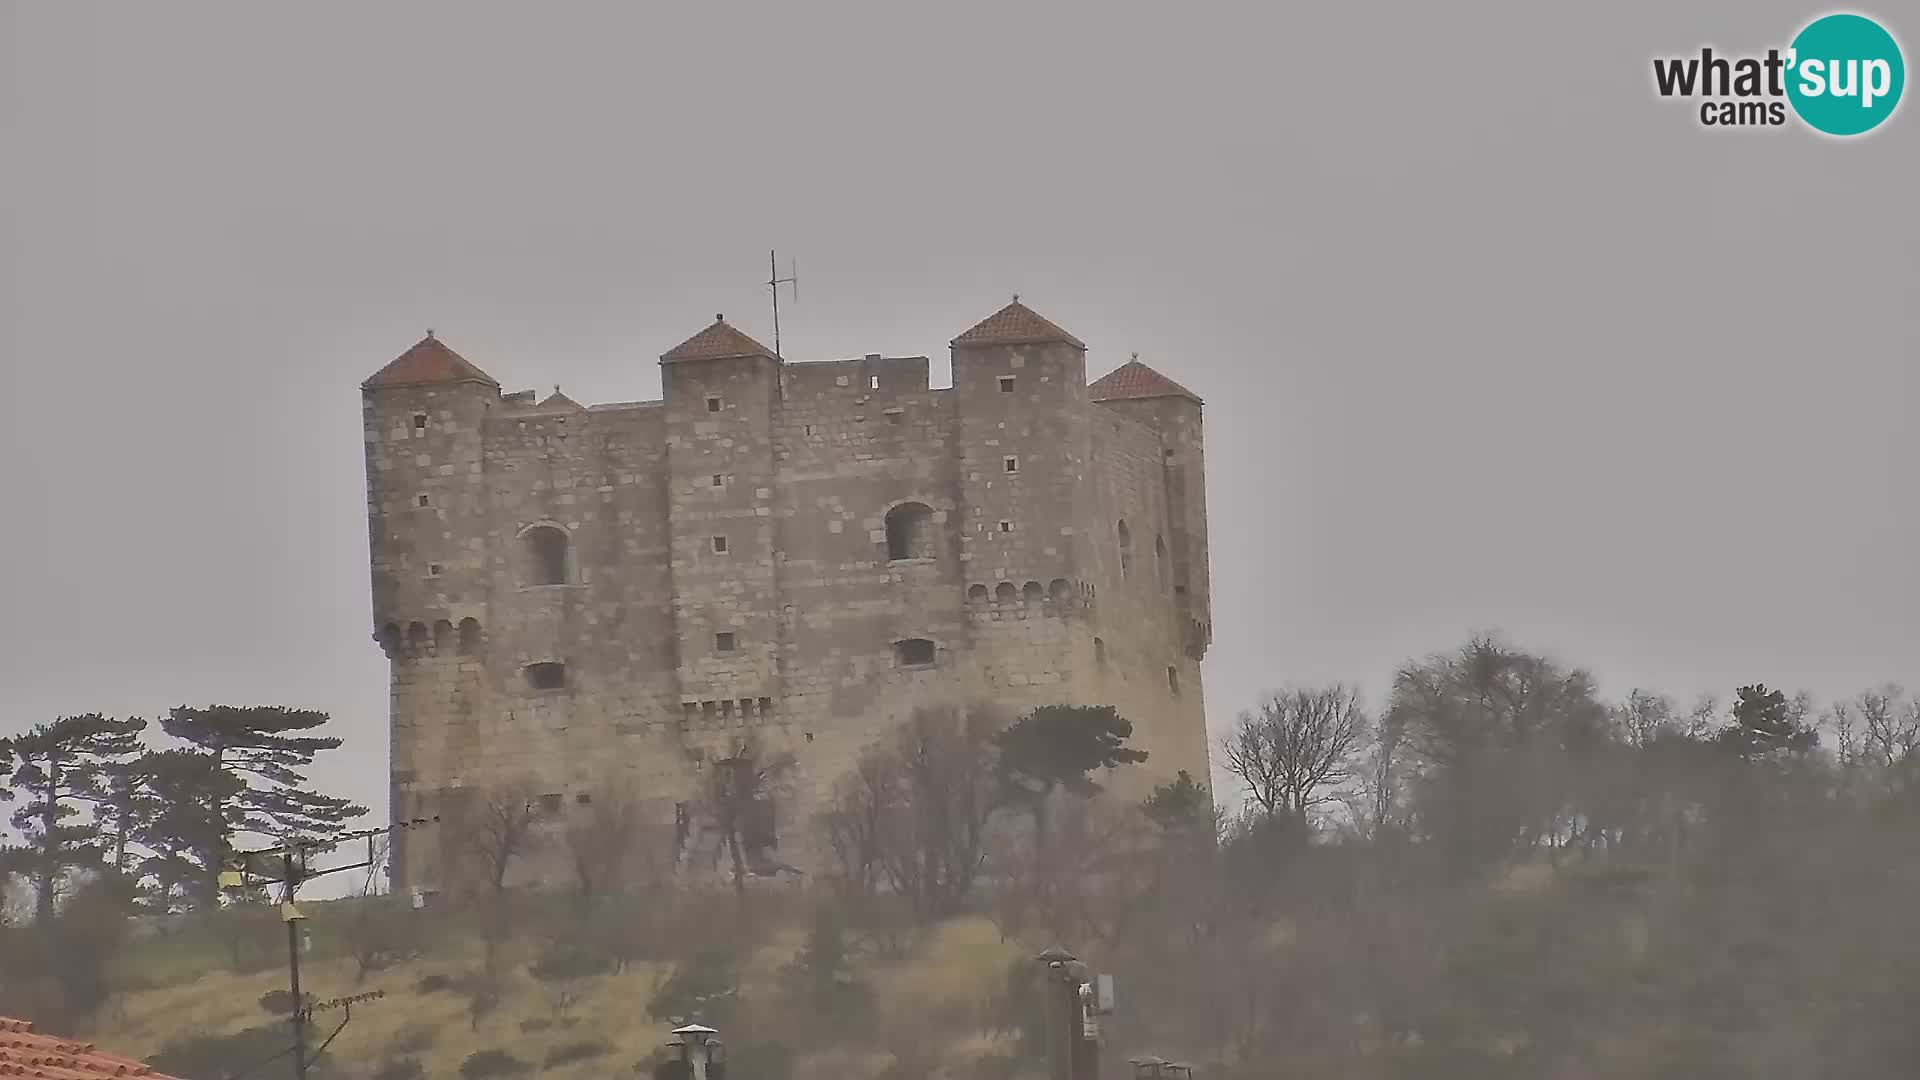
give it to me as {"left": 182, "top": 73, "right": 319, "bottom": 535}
{"left": 1786, "top": 13, "right": 1905, "bottom": 136}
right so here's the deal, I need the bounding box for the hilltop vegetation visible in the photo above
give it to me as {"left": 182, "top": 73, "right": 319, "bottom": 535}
{"left": 5, "top": 634, "right": 1920, "bottom": 1078}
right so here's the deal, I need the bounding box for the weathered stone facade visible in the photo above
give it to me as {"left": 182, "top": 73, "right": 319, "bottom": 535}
{"left": 362, "top": 301, "right": 1213, "bottom": 892}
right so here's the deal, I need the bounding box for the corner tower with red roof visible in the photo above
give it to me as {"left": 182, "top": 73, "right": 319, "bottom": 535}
{"left": 361, "top": 301, "right": 1213, "bottom": 894}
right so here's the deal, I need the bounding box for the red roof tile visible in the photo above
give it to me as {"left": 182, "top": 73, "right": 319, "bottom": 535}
{"left": 951, "top": 300, "right": 1086, "bottom": 349}
{"left": 661, "top": 316, "right": 777, "bottom": 363}
{"left": 0, "top": 1016, "right": 186, "bottom": 1078}
{"left": 363, "top": 335, "right": 500, "bottom": 389}
{"left": 1087, "top": 357, "right": 1202, "bottom": 405}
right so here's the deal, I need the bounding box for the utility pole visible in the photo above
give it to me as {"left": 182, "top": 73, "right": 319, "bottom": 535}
{"left": 220, "top": 818, "right": 438, "bottom": 1080}
{"left": 283, "top": 852, "right": 309, "bottom": 1080}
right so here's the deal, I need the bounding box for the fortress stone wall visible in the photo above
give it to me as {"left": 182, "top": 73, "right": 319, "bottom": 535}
{"left": 361, "top": 301, "right": 1212, "bottom": 892}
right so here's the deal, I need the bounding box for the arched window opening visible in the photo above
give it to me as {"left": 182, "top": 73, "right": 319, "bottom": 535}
{"left": 994, "top": 582, "right": 1018, "bottom": 605}
{"left": 1117, "top": 519, "right": 1132, "bottom": 577}
{"left": 1094, "top": 637, "right": 1107, "bottom": 670}
{"left": 1155, "top": 534, "right": 1168, "bottom": 584}
{"left": 407, "top": 622, "right": 429, "bottom": 656}
{"left": 884, "top": 501, "right": 936, "bottom": 561}
{"left": 525, "top": 662, "right": 567, "bottom": 690}
{"left": 378, "top": 622, "right": 402, "bottom": 660}
{"left": 524, "top": 525, "right": 570, "bottom": 586}
{"left": 458, "top": 618, "right": 483, "bottom": 655}
{"left": 432, "top": 619, "right": 453, "bottom": 655}
{"left": 893, "top": 638, "right": 937, "bottom": 667}
{"left": 1022, "top": 581, "right": 1044, "bottom": 606}
{"left": 1048, "top": 578, "right": 1071, "bottom": 605}
{"left": 968, "top": 583, "right": 990, "bottom": 606}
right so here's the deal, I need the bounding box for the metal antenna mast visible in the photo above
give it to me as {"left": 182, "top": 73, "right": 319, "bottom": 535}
{"left": 768, "top": 250, "right": 798, "bottom": 359}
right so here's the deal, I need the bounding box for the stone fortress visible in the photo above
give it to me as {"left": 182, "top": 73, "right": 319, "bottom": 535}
{"left": 362, "top": 300, "right": 1212, "bottom": 892}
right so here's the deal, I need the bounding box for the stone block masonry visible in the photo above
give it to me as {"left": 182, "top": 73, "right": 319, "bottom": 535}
{"left": 361, "top": 301, "right": 1214, "bottom": 893}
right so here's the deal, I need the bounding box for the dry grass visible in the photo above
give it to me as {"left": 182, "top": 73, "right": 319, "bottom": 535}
{"left": 81, "top": 900, "right": 1033, "bottom": 1078}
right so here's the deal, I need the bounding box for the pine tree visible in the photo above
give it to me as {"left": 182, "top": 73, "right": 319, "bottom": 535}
{"left": 129, "top": 750, "right": 242, "bottom": 911}
{"left": 0, "top": 714, "right": 146, "bottom": 923}
{"left": 160, "top": 705, "right": 367, "bottom": 896}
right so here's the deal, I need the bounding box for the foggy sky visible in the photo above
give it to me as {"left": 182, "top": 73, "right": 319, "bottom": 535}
{"left": 2, "top": 1, "right": 1914, "bottom": 827}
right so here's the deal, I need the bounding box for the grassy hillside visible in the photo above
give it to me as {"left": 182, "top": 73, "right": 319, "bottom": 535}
{"left": 86, "top": 892, "right": 1032, "bottom": 1080}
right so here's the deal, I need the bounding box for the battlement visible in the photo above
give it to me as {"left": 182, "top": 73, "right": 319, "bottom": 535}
{"left": 362, "top": 299, "right": 1214, "bottom": 892}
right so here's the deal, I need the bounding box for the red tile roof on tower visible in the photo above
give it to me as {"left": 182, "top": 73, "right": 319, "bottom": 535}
{"left": 363, "top": 334, "right": 500, "bottom": 389}
{"left": 0, "top": 1016, "right": 186, "bottom": 1078}
{"left": 661, "top": 315, "right": 777, "bottom": 363}
{"left": 1087, "top": 357, "right": 1203, "bottom": 405}
{"left": 951, "top": 299, "right": 1087, "bottom": 349}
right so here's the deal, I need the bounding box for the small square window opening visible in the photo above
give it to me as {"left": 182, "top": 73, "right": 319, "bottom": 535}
{"left": 412, "top": 413, "right": 428, "bottom": 431}
{"left": 715, "top": 631, "right": 737, "bottom": 652}
{"left": 711, "top": 535, "right": 729, "bottom": 554}
{"left": 706, "top": 395, "right": 722, "bottom": 413}
{"left": 428, "top": 563, "right": 443, "bottom": 577}
{"left": 1004, "top": 456, "right": 1019, "bottom": 473}
{"left": 711, "top": 474, "right": 725, "bottom": 488}
{"left": 998, "top": 376, "right": 1015, "bottom": 393}
{"left": 998, "top": 520, "right": 1013, "bottom": 533}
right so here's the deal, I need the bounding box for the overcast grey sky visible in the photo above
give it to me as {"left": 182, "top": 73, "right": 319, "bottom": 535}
{"left": 2, "top": 1, "right": 1914, "bottom": 823}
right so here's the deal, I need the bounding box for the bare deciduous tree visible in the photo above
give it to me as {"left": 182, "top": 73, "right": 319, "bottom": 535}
{"left": 453, "top": 780, "right": 544, "bottom": 898}
{"left": 563, "top": 781, "right": 655, "bottom": 906}
{"left": 876, "top": 705, "right": 1003, "bottom": 919}
{"left": 817, "top": 747, "right": 898, "bottom": 903}
{"left": 1221, "top": 685, "right": 1366, "bottom": 823}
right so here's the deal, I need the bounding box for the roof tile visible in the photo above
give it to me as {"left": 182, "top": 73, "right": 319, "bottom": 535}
{"left": 661, "top": 316, "right": 777, "bottom": 363}
{"left": 951, "top": 300, "right": 1086, "bottom": 349}
{"left": 1087, "top": 357, "right": 1202, "bottom": 405}
{"left": 363, "top": 335, "right": 500, "bottom": 389}
{"left": 0, "top": 1017, "right": 185, "bottom": 1078}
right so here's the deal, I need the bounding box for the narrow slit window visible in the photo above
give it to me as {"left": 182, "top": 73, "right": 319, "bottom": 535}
{"left": 1167, "top": 666, "right": 1180, "bottom": 697}
{"left": 869, "top": 375, "right": 880, "bottom": 390}
{"left": 1004, "top": 456, "right": 1019, "bottom": 474}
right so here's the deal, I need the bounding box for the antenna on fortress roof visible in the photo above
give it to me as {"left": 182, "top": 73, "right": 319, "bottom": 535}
{"left": 768, "top": 249, "right": 798, "bottom": 360}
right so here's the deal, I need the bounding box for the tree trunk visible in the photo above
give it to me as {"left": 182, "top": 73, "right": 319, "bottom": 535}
{"left": 36, "top": 768, "right": 59, "bottom": 924}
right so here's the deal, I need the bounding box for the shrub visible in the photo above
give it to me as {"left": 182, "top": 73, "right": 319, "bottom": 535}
{"left": 545, "top": 1040, "right": 612, "bottom": 1067}
{"left": 258, "top": 988, "right": 299, "bottom": 1015}
{"left": 460, "top": 1048, "right": 529, "bottom": 1078}
{"left": 374, "top": 1059, "right": 426, "bottom": 1080}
